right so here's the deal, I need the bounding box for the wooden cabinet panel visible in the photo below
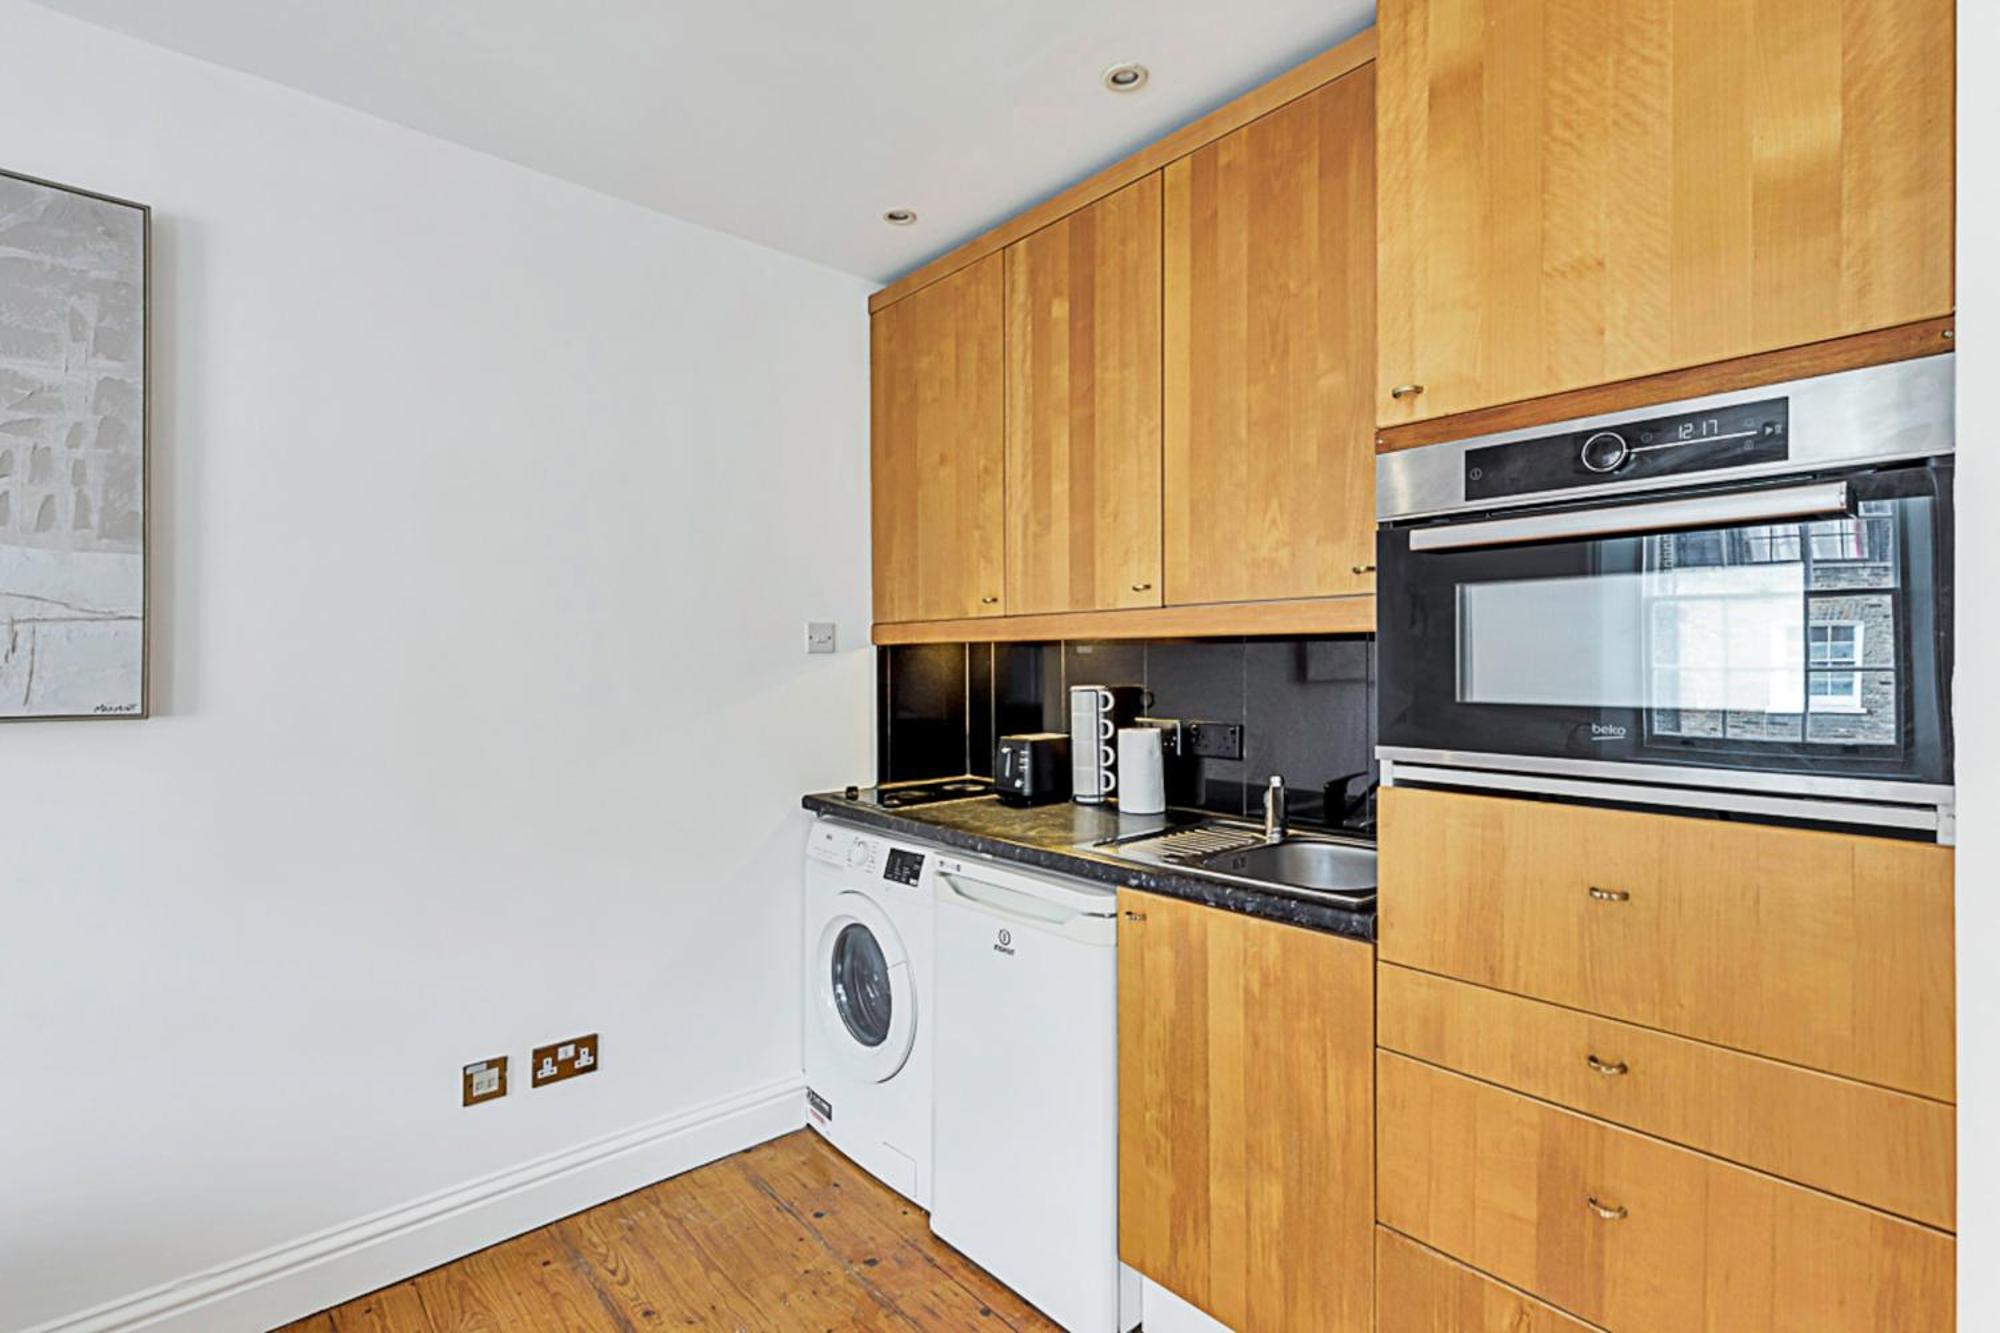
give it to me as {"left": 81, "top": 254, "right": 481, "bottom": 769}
{"left": 1117, "top": 889, "right": 1373, "bottom": 1332}
{"left": 1004, "top": 175, "right": 1163, "bottom": 615}
{"left": 1377, "top": 0, "right": 1955, "bottom": 426}
{"left": 870, "top": 253, "right": 1005, "bottom": 622}
{"left": 1378, "top": 1054, "right": 1955, "bottom": 1331}
{"left": 1377, "top": 787, "right": 1955, "bottom": 1099}
{"left": 1378, "top": 964, "right": 1955, "bottom": 1229}
{"left": 1163, "top": 66, "right": 1376, "bottom": 606}
{"left": 1376, "top": 1229, "right": 1600, "bottom": 1333}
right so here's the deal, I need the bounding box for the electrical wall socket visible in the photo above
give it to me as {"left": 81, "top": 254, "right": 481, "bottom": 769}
{"left": 462, "top": 1056, "right": 508, "bottom": 1107}
{"left": 806, "top": 622, "right": 837, "bottom": 654}
{"left": 1187, "top": 720, "right": 1244, "bottom": 760}
{"left": 531, "top": 1034, "right": 600, "bottom": 1088}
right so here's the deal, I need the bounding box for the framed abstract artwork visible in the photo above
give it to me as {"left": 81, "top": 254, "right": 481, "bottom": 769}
{"left": 0, "top": 168, "right": 148, "bottom": 719}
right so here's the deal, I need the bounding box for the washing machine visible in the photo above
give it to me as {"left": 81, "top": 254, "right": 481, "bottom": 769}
{"left": 802, "top": 818, "right": 937, "bottom": 1208}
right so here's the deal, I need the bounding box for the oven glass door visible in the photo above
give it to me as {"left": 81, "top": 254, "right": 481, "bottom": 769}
{"left": 1378, "top": 462, "right": 1952, "bottom": 786}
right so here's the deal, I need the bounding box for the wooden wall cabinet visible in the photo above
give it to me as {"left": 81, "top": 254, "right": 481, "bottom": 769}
{"left": 870, "top": 252, "right": 1006, "bottom": 622}
{"left": 1004, "top": 176, "right": 1163, "bottom": 615}
{"left": 865, "top": 33, "right": 1382, "bottom": 640}
{"left": 1117, "top": 889, "right": 1374, "bottom": 1332}
{"left": 1164, "top": 65, "right": 1378, "bottom": 606}
{"left": 1376, "top": 0, "right": 1956, "bottom": 427}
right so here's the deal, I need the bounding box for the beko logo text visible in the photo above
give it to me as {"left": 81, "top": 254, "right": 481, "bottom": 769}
{"left": 1589, "top": 723, "right": 1627, "bottom": 741}
{"left": 993, "top": 928, "right": 1015, "bottom": 957}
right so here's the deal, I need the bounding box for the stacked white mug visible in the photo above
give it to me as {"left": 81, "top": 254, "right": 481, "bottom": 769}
{"left": 1068, "top": 685, "right": 1132, "bottom": 804}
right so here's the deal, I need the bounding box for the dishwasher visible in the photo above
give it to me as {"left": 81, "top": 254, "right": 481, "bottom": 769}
{"left": 930, "top": 854, "right": 1140, "bottom": 1333}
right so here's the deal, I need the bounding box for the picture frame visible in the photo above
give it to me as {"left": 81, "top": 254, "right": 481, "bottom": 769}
{"left": 0, "top": 166, "right": 150, "bottom": 720}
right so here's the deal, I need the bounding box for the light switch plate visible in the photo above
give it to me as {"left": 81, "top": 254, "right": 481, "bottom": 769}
{"left": 806, "top": 622, "right": 837, "bottom": 654}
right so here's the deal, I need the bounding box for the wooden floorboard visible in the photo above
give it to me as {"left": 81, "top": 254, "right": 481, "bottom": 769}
{"left": 276, "top": 1129, "right": 1061, "bottom": 1332}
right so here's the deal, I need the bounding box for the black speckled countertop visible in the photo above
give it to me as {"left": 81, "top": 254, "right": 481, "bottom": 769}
{"left": 800, "top": 790, "right": 1375, "bottom": 942}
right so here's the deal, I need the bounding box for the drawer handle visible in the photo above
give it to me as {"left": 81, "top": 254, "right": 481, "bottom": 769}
{"left": 1122, "top": 909, "right": 1147, "bottom": 922}
{"left": 980, "top": 595, "right": 1000, "bottom": 605}
{"left": 1587, "top": 886, "right": 1631, "bottom": 903}
{"left": 1391, "top": 383, "right": 1426, "bottom": 400}
{"left": 1352, "top": 563, "right": 1377, "bottom": 575}
{"left": 1586, "top": 1196, "right": 1628, "bottom": 1222}
{"left": 1586, "top": 1054, "right": 1629, "bottom": 1078}
{"left": 1131, "top": 582, "right": 1153, "bottom": 592}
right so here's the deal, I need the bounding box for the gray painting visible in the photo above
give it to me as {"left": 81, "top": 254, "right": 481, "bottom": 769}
{"left": 0, "top": 171, "right": 146, "bottom": 718}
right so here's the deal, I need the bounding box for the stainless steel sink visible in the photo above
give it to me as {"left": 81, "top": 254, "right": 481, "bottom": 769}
{"left": 1194, "top": 839, "right": 1377, "bottom": 897}
{"left": 1086, "top": 821, "right": 1376, "bottom": 906}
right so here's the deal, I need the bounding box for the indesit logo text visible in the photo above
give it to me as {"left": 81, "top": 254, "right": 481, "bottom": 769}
{"left": 993, "top": 928, "right": 1015, "bottom": 957}
{"left": 1589, "top": 722, "right": 1628, "bottom": 741}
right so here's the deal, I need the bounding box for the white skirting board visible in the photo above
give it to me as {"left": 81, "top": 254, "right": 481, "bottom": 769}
{"left": 23, "top": 1076, "right": 808, "bottom": 1333}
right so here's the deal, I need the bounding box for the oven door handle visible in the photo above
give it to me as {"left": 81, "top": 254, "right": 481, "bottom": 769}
{"left": 1407, "top": 480, "right": 1851, "bottom": 552}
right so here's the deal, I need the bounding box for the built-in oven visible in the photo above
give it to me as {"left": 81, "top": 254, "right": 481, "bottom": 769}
{"left": 1376, "top": 354, "right": 1956, "bottom": 842}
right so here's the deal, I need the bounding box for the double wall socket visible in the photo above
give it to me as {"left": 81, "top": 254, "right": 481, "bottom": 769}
{"left": 532, "top": 1033, "right": 600, "bottom": 1088}
{"left": 1187, "top": 720, "right": 1244, "bottom": 760}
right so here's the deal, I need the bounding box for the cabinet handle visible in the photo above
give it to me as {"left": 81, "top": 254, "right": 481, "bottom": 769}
{"left": 1352, "top": 564, "right": 1376, "bottom": 575}
{"left": 1586, "top": 1195, "right": 1628, "bottom": 1222}
{"left": 1122, "top": 909, "right": 1147, "bottom": 922}
{"left": 1586, "top": 1054, "right": 1629, "bottom": 1078}
{"left": 1587, "top": 886, "right": 1630, "bottom": 903}
{"left": 1390, "top": 383, "right": 1425, "bottom": 401}
{"left": 1131, "top": 582, "right": 1153, "bottom": 592}
{"left": 980, "top": 595, "right": 1000, "bottom": 605}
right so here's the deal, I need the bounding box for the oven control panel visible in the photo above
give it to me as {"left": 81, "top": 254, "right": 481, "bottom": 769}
{"left": 1465, "top": 397, "right": 1788, "bottom": 503}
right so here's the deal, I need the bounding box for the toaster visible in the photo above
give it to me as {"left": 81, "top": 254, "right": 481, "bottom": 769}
{"left": 994, "top": 733, "right": 1072, "bottom": 806}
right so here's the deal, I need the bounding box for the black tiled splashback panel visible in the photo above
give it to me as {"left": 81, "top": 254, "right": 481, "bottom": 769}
{"left": 878, "top": 636, "right": 1377, "bottom": 827}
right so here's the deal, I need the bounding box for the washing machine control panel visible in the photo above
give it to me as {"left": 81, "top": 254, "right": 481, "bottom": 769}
{"left": 882, "top": 848, "right": 926, "bottom": 887}
{"left": 807, "top": 823, "right": 883, "bottom": 872}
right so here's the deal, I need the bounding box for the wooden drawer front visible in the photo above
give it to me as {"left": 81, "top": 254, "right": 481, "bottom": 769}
{"left": 1378, "top": 965, "right": 1955, "bottom": 1229}
{"left": 1377, "top": 1228, "right": 1600, "bottom": 1332}
{"left": 1378, "top": 1054, "right": 1955, "bottom": 1331}
{"left": 1377, "top": 787, "right": 1955, "bottom": 1099}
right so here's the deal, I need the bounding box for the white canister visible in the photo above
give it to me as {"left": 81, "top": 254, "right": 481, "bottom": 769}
{"left": 1116, "top": 727, "right": 1166, "bottom": 815}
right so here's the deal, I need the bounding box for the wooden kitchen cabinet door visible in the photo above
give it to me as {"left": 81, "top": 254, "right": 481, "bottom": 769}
{"left": 1163, "top": 66, "right": 1377, "bottom": 606}
{"left": 1117, "top": 889, "right": 1374, "bottom": 1332}
{"left": 1004, "top": 175, "right": 1163, "bottom": 615}
{"left": 870, "top": 253, "right": 1006, "bottom": 622}
{"left": 1377, "top": 0, "right": 1956, "bottom": 427}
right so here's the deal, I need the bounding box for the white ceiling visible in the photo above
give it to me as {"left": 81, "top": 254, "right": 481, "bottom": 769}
{"left": 28, "top": 0, "right": 1375, "bottom": 283}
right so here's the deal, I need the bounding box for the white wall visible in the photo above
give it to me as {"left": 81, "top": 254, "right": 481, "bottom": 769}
{"left": 1961, "top": 1, "right": 1998, "bottom": 1324}
{"left": 0, "top": 4, "right": 874, "bottom": 1329}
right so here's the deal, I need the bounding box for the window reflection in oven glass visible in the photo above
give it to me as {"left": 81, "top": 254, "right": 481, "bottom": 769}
{"left": 1458, "top": 503, "right": 1902, "bottom": 749}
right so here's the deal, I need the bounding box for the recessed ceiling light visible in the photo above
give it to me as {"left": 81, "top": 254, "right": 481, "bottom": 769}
{"left": 883, "top": 208, "right": 918, "bottom": 226}
{"left": 1103, "top": 62, "right": 1149, "bottom": 93}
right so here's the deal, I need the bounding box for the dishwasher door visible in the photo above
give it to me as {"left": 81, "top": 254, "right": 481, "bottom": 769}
{"left": 929, "top": 857, "right": 1137, "bottom": 1333}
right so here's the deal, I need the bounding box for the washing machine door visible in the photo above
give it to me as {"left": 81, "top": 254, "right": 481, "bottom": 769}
{"left": 814, "top": 891, "right": 917, "bottom": 1084}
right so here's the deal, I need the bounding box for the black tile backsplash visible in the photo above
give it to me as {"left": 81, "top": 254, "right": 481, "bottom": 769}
{"left": 878, "top": 635, "right": 1378, "bottom": 830}
{"left": 877, "top": 642, "right": 970, "bottom": 782}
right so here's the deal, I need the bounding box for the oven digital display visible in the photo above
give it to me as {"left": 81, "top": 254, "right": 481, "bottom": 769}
{"left": 1465, "top": 398, "right": 1789, "bottom": 502}
{"left": 883, "top": 849, "right": 925, "bottom": 886}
